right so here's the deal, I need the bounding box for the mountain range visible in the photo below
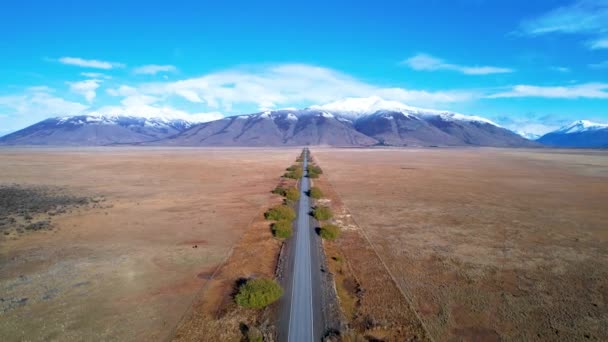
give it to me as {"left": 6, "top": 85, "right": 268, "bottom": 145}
{"left": 0, "top": 97, "right": 604, "bottom": 148}
{"left": 0, "top": 115, "right": 194, "bottom": 146}
{"left": 537, "top": 120, "right": 608, "bottom": 148}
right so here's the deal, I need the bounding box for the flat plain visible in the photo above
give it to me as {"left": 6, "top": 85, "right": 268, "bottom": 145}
{"left": 314, "top": 148, "right": 608, "bottom": 341}
{"left": 0, "top": 147, "right": 295, "bottom": 341}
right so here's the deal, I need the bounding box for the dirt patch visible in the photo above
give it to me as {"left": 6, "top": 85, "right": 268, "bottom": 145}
{"left": 314, "top": 147, "right": 608, "bottom": 341}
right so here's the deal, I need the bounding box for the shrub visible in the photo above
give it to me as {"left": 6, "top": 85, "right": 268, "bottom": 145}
{"left": 313, "top": 206, "right": 333, "bottom": 221}
{"left": 245, "top": 327, "right": 263, "bottom": 342}
{"left": 319, "top": 224, "right": 340, "bottom": 240}
{"left": 308, "top": 164, "right": 323, "bottom": 175}
{"left": 235, "top": 278, "right": 283, "bottom": 309}
{"left": 307, "top": 164, "right": 323, "bottom": 178}
{"left": 285, "top": 187, "right": 300, "bottom": 202}
{"left": 271, "top": 186, "right": 287, "bottom": 196}
{"left": 283, "top": 167, "right": 303, "bottom": 179}
{"left": 309, "top": 186, "right": 323, "bottom": 199}
{"left": 265, "top": 205, "right": 296, "bottom": 221}
{"left": 272, "top": 220, "right": 293, "bottom": 238}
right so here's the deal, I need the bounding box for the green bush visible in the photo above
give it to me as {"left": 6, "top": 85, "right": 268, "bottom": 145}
{"left": 319, "top": 224, "right": 340, "bottom": 240}
{"left": 235, "top": 278, "right": 283, "bottom": 309}
{"left": 307, "top": 164, "right": 323, "bottom": 175}
{"left": 264, "top": 205, "right": 296, "bottom": 221}
{"left": 309, "top": 186, "right": 323, "bottom": 199}
{"left": 283, "top": 167, "right": 303, "bottom": 179}
{"left": 285, "top": 187, "right": 300, "bottom": 202}
{"left": 272, "top": 220, "right": 293, "bottom": 238}
{"left": 307, "top": 164, "right": 322, "bottom": 178}
{"left": 245, "top": 327, "right": 263, "bottom": 342}
{"left": 313, "top": 206, "right": 333, "bottom": 221}
{"left": 271, "top": 186, "right": 287, "bottom": 196}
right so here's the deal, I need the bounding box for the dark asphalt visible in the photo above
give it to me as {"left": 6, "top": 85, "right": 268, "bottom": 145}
{"left": 278, "top": 150, "right": 323, "bottom": 342}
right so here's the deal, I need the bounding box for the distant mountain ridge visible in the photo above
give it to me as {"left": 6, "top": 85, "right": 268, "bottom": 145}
{"left": 0, "top": 97, "right": 539, "bottom": 147}
{"left": 0, "top": 114, "right": 195, "bottom": 146}
{"left": 537, "top": 120, "right": 608, "bottom": 148}
{"left": 160, "top": 97, "right": 535, "bottom": 147}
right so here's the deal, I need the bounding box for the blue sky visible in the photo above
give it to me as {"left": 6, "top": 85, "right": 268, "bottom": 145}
{"left": 1, "top": 0, "right": 607, "bottom": 136}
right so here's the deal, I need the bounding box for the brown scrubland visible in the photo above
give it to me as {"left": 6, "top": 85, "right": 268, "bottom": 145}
{"left": 313, "top": 147, "right": 608, "bottom": 341}
{"left": 3, "top": 146, "right": 607, "bottom": 342}
{"left": 0, "top": 147, "right": 295, "bottom": 341}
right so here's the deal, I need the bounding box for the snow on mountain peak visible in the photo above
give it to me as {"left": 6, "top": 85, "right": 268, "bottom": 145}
{"left": 557, "top": 120, "right": 608, "bottom": 134}
{"left": 309, "top": 96, "right": 412, "bottom": 114}
{"left": 54, "top": 111, "right": 224, "bottom": 126}
{"left": 310, "top": 96, "right": 499, "bottom": 126}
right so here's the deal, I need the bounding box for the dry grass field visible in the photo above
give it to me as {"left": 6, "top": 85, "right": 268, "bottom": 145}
{"left": 0, "top": 147, "right": 295, "bottom": 341}
{"left": 314, "top": 148, "right": 608, "bottom": 341}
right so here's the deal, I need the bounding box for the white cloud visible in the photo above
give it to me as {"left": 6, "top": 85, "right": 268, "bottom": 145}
{"left": 133, "top": 64, "right": 177, "bottom": 75}
{"left": 488, "top": 83, "right": 608, "bottom": 99}
{"left": 102, "top": 85, "right": 222, "bottom": 122}
{"left": 402, "top": 53, "right": 513, "bottom": 75}
{"left": 550, "top": 66, "right": 570, "bottom": 73}
{"left": 519, "top": 0, "right": 608, "bottom": 50}
{"left": 0, "top": 87, "right": 89, "bottom": 133}
{"left": 58, "top": 57, "right": 125, "bottom": 69}
{"left": 81, "top": 72, "right": 111, "bottom": 79}
{"left": 122, "top": 63, "right": 476, "bottom": 113}
{"left": 588, "top": 38, "right": 608, "bottom": 49}
{"left": 67, "top": 79, "right": 102, "bottom": 102}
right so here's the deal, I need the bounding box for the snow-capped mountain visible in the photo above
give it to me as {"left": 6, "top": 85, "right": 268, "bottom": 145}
{"left": 0, "top": 97, "right": 538, "bottom": 147}
{"left": 163, "top": 98, "right": 536, "bottom": 147}
{"left": 161, "top": 109, "right": 376, "bottom": 146}
{"left": 537, "top": 120, "right": 608, "bottom": 148}
{"left": 0, "top": 114, "right": 198, "bottom": 146}
{"left": 554, "top": 120, "right": 608, "bottom": 134}
{"left": 310, "top": 96, "right": 500, "bottom": 126}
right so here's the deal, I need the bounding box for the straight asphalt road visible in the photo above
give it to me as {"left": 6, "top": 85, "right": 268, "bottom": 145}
{"left": 286, "top": 150, "right": 319, "bottom": 342}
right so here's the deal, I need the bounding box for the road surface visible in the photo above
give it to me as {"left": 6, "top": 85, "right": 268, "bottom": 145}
{"left": 280, "top": 149, "right": 323, "bottom": 342}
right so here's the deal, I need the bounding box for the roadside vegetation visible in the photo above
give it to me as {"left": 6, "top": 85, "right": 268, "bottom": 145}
{"left": 283, "top": 164, "right": 303, "bottom": 179}
{"left": 272, "top": 220, "right": 293, "bottom": 238}
{"left": 271, "top": 185, "right": 286, "bottom": 195}
{"left": 272, "top": 185, "right": 300, "bottom": 202}
{"left": 313, "top": 205, "right": 333, "bottom": 221}
{"left": 235, "top": 278, "right": 283, "bottom": 309}
{"left": 266, "top": 150, "right": 306, "bottom": 239}
{"left": 285, "top": 187, "right": 300, "bottom": 202}
{"left": 265, "top": 204, "right": 296, "bottom": 221}
{"left": 319, "top": 223, "right": 340, "bottom": 240}
{"left": 308, "top": 186, "right": 323, "bottom": 199}
{"left": 296, "top": 149, "right": 306, "bottom": 163}
{"left": 307, "top": 164, "right": 323, "bottom": 178}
